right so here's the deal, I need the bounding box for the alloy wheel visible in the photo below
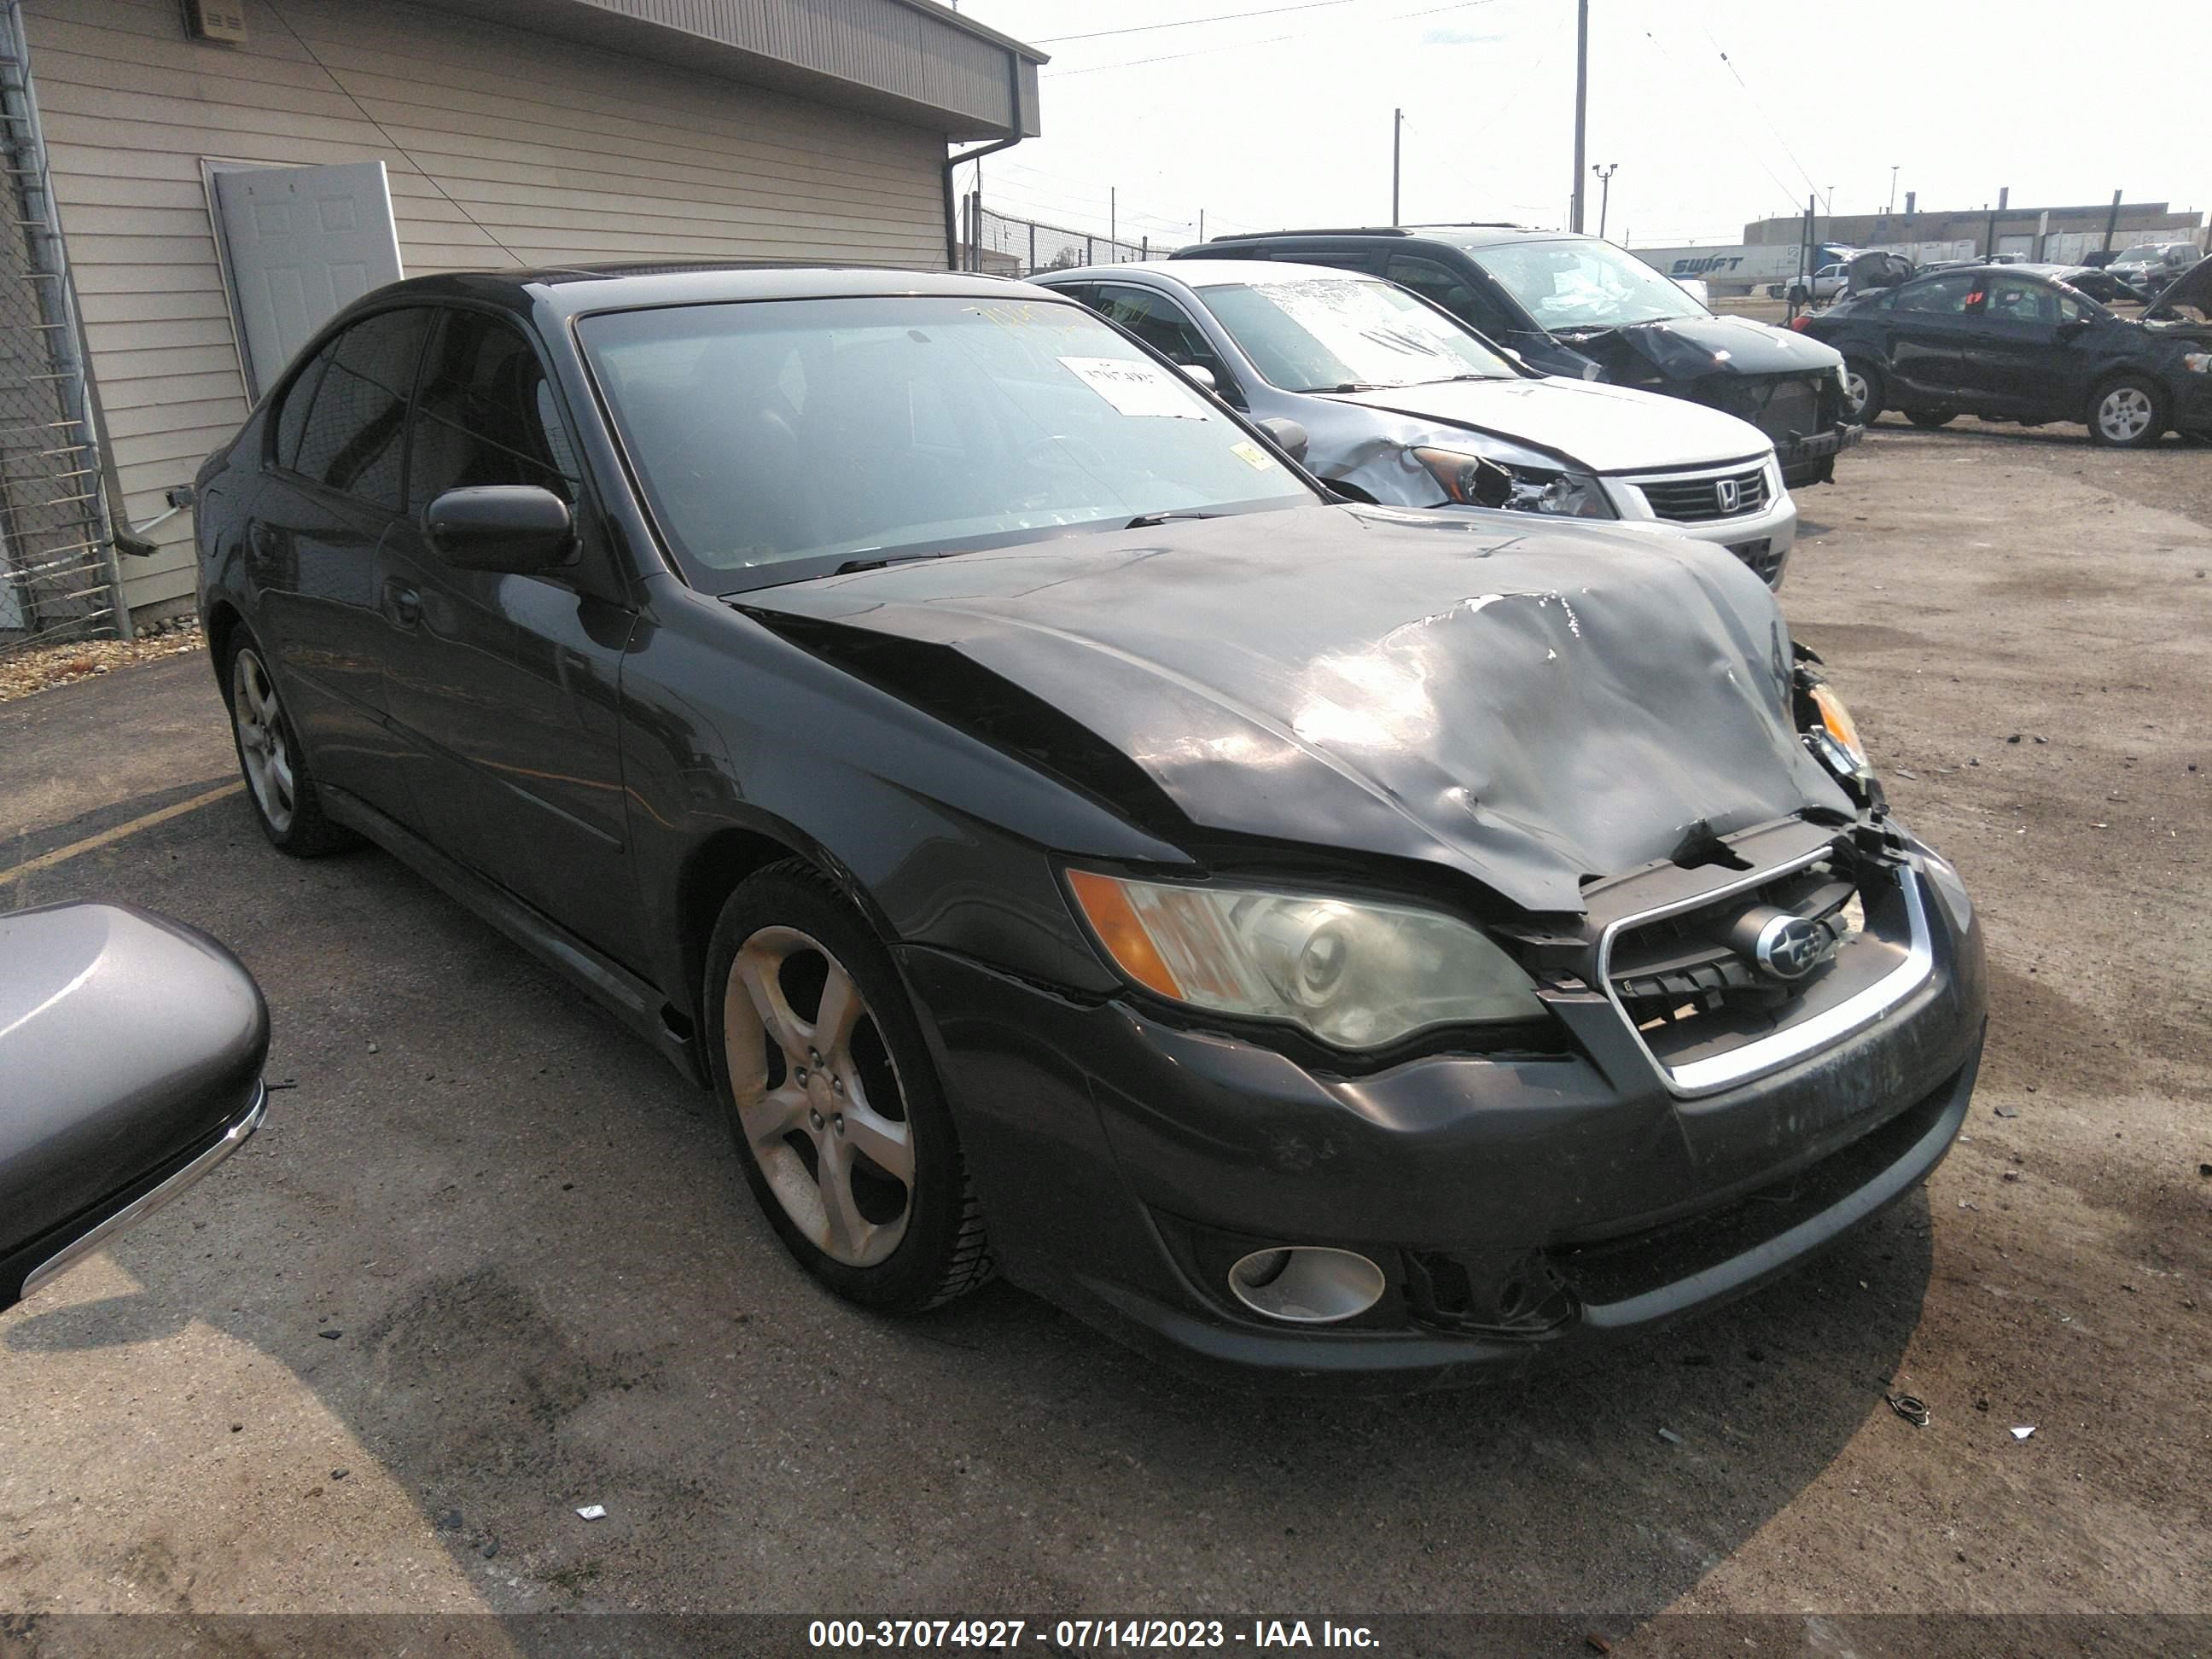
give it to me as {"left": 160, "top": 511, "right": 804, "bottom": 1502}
{"left": 231, "top": 647, "right": 296, "bottom": 835}
{"left": 1842, "top": 369, "right": 1871, "bottom": 419}
{"left": 2096, "top": 386, "right": 2153, "bottom": 443}
{"left": 722, "top": 925, "right": 913, "bottom": 1267}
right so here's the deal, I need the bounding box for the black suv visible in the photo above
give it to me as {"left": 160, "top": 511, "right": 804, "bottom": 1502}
{"left": 1178, "top": 225, "right": 1863, "bottom": 487}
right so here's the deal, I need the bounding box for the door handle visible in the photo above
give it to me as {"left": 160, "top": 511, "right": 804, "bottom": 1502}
{"left": 385, "top": 581, "right": 422, "bottom": 627}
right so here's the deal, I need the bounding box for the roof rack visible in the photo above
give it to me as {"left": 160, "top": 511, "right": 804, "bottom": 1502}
{"left": 1207, "top": 226, "right": 1412, "bottom": 241}
{"left": 1206, "top": 222, "right": 1539, "bottom": 242}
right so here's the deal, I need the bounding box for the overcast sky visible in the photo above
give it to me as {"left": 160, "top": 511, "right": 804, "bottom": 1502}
{"left": 956, "top": 0, "right": 2205, "bottom": 252}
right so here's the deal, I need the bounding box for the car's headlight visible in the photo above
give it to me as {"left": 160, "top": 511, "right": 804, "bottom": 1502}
{"left": 1064, "top": 870, "right": 1545, "bottom": 1049}
{"left": 2184, "top": 352, "right": 2212, "bottom": 375}
{"left": 1411, "top": 447, "right": 1615, "bottom": 519}
{"left": 1805, "top": 679, "right": 1871, "bottom": 777}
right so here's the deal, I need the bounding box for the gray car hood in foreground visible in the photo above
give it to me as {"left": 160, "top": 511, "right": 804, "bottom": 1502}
{"left": 1325, "top": 375, "right": 1773, "bottom": 474}
{"left": 744, "top": 506, "right": 1851, "bottom": 915}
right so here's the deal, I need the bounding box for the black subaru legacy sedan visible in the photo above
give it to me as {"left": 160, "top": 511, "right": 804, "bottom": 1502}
{"left": 192, "top": 265, "right": 1984, "bottom": 1390}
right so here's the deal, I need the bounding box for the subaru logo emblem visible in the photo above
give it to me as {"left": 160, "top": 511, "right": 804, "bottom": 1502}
{"left": 1754, "top": 914, "right": 1827, "bottom": 981}
{"left": 1715, "top": 477, "right": 1742, "bottom": 514}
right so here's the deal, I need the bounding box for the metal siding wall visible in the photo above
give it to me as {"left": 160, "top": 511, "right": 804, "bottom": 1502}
{"left": 574, "top": 0, "right": 1012, "bottom": 131}
{"left": 23, "top": 0, "right": 946, "bottom": 618}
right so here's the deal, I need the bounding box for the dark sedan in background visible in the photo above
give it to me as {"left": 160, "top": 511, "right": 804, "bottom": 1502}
{"left": 190, "top": 264, "right": 1984, "bottom": 1389}
{"left": 1177, "top": 225, "right": 1862, "bottom": 487}
{"left": 1801, "top": 259, "right": 2212, "bottom": 446}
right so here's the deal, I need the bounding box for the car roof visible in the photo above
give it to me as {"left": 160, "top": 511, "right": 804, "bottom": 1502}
{"left": 1037, "top": 259, "right": 1375, "bottom": 289}
{"left": 1199, "top": 224, "right": 1563, "bottom": 252}
{"left": 337, "top": 262, "right": 1063, "bottom": 322}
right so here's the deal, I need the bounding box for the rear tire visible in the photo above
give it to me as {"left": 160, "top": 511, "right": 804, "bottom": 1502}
{"left": 704, "top": 859, "right": 993, "bottom": 1314}
{"left": 2086, "top": 375, "right": 2166, "bottom": 448}
{"left": 1842, "top": 358, "right": 1885, "bottom": 424}
{"left": 224, "top": 632, "right": 357, "bottom": 857}
{"left": 1905, "top": 409, "right": 1957, "bottom": 429}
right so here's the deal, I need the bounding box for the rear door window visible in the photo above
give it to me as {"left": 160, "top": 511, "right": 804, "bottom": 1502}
{"left": 288, "top": 306, "right": 435, "bottom": 509}
{"left": 1895, "top": 275, "right": 1982, "bottom": 315}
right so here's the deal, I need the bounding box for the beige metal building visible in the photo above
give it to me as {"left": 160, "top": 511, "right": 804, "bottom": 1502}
{"left": 1745, "top": 201, "right": 2204, "bottom": 264}
{"left": 0, "top": 0, "right": 1042, "bottom": 640}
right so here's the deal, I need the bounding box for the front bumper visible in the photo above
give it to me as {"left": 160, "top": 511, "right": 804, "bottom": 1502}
{"left": 899, "top": 850, "right": 1986, "bottom": 1392}
{"left": 1777, "top": 421, "right": 1862, "bottom": 486}
{"left": 1599, "top": 459, "right": 1799, "bottom": 586}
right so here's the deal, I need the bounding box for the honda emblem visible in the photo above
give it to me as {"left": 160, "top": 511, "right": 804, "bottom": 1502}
{"left": 1715, "top": 477, "right": 1742, "bottom": 514}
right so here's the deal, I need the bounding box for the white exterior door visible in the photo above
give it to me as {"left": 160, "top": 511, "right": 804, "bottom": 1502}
{"left": 212, "top": 160, "right": 403, "bottom": 398}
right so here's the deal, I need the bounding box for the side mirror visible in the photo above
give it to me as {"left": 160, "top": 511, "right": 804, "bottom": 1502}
{"left": 0, "top": 904, "right": 268, "bottom": 1311}
{"left": 423, "top": 485, "right": 575, "bottom": 573}
{"left": 2058, "top": 317, "right": 2096, "bottom": 338}
{"left": 1176, "top": 362, "right": 1220, "bottom": 394}
{"left": 1256, "top": 416, "right": 1308, "bottom": 464}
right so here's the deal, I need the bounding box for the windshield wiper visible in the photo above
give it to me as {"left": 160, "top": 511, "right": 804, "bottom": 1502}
{"left": 1125, "top": 509, "right": 1222, "bottom": 529}
{"left": 833, "top": 550, "right": 946, "bottom": 574}
{"left": 1292, "top": 381, "right": 1378, "bottom": 393}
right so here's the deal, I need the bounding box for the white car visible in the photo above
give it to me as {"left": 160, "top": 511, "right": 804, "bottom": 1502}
{"left": 1767, "top": 263, "right": 1849, "bottom": 303}
{"left": 1037, "top": 259, "right": 1801, "bottom": 586}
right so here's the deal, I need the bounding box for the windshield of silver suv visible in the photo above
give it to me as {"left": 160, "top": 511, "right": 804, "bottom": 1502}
{"left": 581, "top": 295, "right": 1313, "bottom": 588}
{"left": 1469, "top": 238, "right": 1707, "bottom": 330}
{"left": 1193, "top": 276, "right": 1517, "bottom": 393}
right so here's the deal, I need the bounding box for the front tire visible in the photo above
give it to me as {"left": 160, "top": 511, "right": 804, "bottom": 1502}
{"left": 2087, "top": 375, "right": 2166, "bottom": 448}
{"left": 1842, "top": 358, "right": 1885, "bottom": 424}
{"left": 1905, "top": 409, "right": 1957, "bottom": 429}
{"left": 224, "top": 635, "right": 356, "bottom": 857}
{"left": 705, "top": 860, "right": 992, "bottom": 1314}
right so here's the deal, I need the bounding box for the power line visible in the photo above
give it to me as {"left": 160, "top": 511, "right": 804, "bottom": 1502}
{"left": 264, "top": 2, "right": 527, "bottom": 265}
{"left": 1032, "top": 0, "right": 1364, "bottom": 47}
{"left": 1634, "top": 23, "right": 1800, "bottom": 217}
{"left": 1045, "top": 0, "right": 1501, "bottom": 78}
{"left": 1691, "top": 18, "right": 1823, "bottom": 202}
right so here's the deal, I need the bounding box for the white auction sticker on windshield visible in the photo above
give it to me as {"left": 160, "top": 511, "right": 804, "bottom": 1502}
{"left": 1057, "top": 356, "right": 1204, "bottom": 418}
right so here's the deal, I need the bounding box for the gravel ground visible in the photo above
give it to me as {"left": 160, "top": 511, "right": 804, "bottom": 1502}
{"left": 0, "top": 419, "right": 2205, "bottom": 1647}
{"left": 0, "top": 618, "right": 204, "bottom": 704}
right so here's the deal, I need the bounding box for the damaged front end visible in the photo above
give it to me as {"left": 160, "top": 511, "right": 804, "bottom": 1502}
{"left": 742, "top": 505, "right": 1982, "bottom": 1387}
{"left": 1564, "top": 314, "right": 1863, "bottom": 487}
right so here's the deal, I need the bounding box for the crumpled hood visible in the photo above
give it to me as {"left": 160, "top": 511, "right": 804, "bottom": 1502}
{"left": 1569, "top": 311, "right": 1844, "bottom": 379}
{"left": 2144, "top": 255, "right": 2212, "bottom": 318}
{"left": 742, "top": 506, "right": 1853, "bottom": 915}
{"left": 1323, "top": 375, "right": 1771, "bottom": 473}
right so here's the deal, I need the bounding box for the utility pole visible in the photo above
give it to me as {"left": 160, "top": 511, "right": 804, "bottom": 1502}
{"left": 1592, "top": 163, "right": 1616, "bottom": 241}
{"left": 1392, "top": 108, "right": 1402, "bottom": 226}
{"left": 2103, "top": 188, "right": 2122, "bottom": 253}
{"left": 1109, "top": 186, "right": 1116, "bottom": 252}
{"left": 1887, "top": 166, "right": 1898, "bottom": 217}
{"left": 1198, "top": 207, "right": 1206, "bottom": 243}
{"left": 1569, "top": 0, "right": 1588, "bottom": 232}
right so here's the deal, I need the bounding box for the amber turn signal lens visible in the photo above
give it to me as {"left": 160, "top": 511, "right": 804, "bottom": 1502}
{"left": 1809, "top": 681, "right": 1867, "bottom": 767}
{"left": 1065, "top": 870, "right": 1184, "bottom": 999}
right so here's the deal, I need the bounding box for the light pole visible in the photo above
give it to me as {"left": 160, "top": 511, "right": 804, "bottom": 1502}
{"left": 1569, "top": 0, "right": 1588, "bottom": 231}
{"left": 1592, "top": 163, "right": 1617, "bottom": 241}
{"left": 1887, "top": 166, "right": 1899, "bottom": 217}
{"left": 1392, "top": 108, "right": 1403, "bottom": 226}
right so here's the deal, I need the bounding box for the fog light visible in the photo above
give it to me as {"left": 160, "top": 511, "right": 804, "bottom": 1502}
{"left": 1226, "top": 1246, "right": 1387, "bottom": 1324}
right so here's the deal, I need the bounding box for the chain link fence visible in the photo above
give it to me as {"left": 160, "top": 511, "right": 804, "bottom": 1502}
{"left": 0, "top": 7, "right": 120, "bottom": 655}
{"left": 960, "top": 203, "right": 1149, "bottom": 277}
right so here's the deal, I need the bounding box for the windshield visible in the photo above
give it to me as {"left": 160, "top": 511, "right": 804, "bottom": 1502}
{"left": 1193, "top": 277, "right": 1516, "bottom": 393}
{"left": 2116, "top": 245, "right": 2164, "bottom": 264}
{"left": 1468, "top": 239, "right": 1707, "bottom": 329}
{"left": 579, "top": 295, "right": 1312, "bottom": 589}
